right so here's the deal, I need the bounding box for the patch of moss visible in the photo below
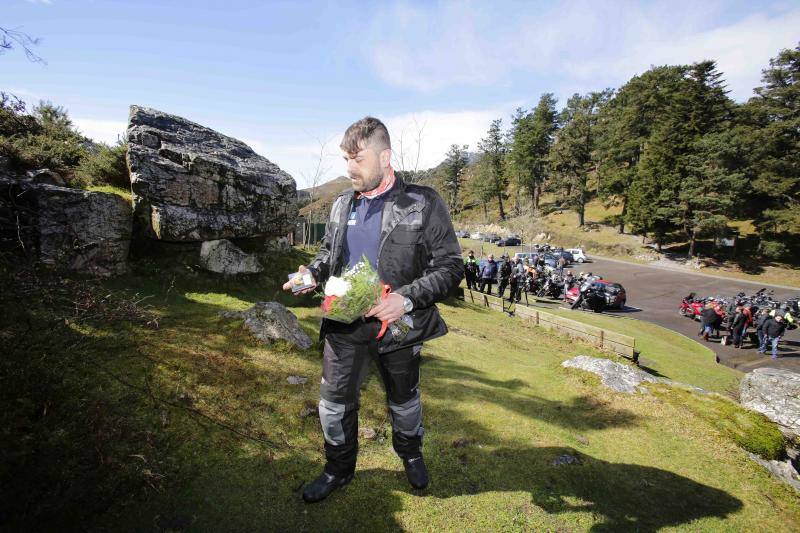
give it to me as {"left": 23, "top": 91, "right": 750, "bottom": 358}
{"left": 654, "top": 387, "right": 786, "bottom": 460}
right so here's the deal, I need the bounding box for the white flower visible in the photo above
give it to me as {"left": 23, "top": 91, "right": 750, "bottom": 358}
{"left": 324, "top": 276, "right": 351, "bottom": 297}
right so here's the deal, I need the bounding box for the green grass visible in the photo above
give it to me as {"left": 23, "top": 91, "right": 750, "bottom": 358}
{"left": 528, "top": 304, "right": 741, "bottom": 394}
{"left": 86, "top": 183, "right": 133, "bottom": 203}
{"left": 2, "top": 252, "right": 798, "bottom": 531}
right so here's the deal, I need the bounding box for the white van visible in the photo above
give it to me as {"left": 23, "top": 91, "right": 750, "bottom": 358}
{"left": 566, "top": 248, "right": 589, "bottom": 263}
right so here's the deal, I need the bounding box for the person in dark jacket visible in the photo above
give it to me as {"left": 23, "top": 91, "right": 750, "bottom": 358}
{"left": 754, "top": 309, "right": 770, "bottom": 351}
{"left": 729, "top": 306, "right": 747, "bottom": 348}
{"left": 758, "top": 315, "right": 786, "bottom": 359}
{"left": 284, "top": 117, "right": 463, "bottom": 502}
{"left": 508, "top": 255, "right": 526, "bottom": 302}
{"left": 700, "top": 304, "right": 718, "bottom": 342}
{"left": 497, "top": 255, "right": 512, "bottom": 299}
{"left": 479, "top": 254, "right": 498, "bottom": 295}
{"left": 464, "top": 250, "right": 480, "bottom": 290}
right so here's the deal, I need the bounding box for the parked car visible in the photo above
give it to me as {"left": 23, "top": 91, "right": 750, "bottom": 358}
{"left": 483, "top": 233, "right": 500, "bottom": 242}
{"left": 566, "top": 248, "right": 589, "bottom": 263}
{"left": 541, "top": 254, "right": 558, "bottom": 268}
{"left": 469, "top": 231, "right": 485, "bottom": 240}
{"left": 556, "top": 250, "right": 574, "bottom": 264}
{"left": 496, "top": 236, "right": 521, "bottom": 246}
{"left": 455, "top": 230, "right": 470, "bottom": 238}
{"left": 565, "top": 279, "right": 627, "bottom": 309}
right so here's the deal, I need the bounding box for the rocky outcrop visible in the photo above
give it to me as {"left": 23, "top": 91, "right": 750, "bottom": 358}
{"left": 199, "top": 239, "right": 263, "bottom": 275}
{"left": 220, "top": 302, "right": 313, "bottom": 350}
{"left": 0, "top": 176, "right": 132, "bottom": 276}
{"left": 740, "top": 368, "right": 800, "bottom": 442}
{"left": 562, "top": 355, "right": 660, "bottom": 393}
{"left": 127, "top": 106, "right": 298, "bottom": 242}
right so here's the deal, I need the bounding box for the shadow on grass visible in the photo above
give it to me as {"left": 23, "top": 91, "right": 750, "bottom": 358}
{"left": 346, "top": 445, "right": 744, "bottom": 532}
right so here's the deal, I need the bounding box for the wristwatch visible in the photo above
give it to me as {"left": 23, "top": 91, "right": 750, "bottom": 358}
{"left": 402, "top": 296, "right": 414, "bottom": 313}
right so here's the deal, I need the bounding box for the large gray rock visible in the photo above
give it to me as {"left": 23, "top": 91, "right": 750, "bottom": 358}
{"left": 199, "top": 239, "right": 263, "bottom": 275}
{"left": 25, "top": 168, "right": 66, "bottom": 187}
{"left": 220, "top": 302, "right": 313, "bottom": 350}
{"left": 747, "top": 453, "right": 800, "bottom": 492}
{"left": 127, "top": 105, "right": 298, "bottom": 242}
{"left": 740, "top": 368, "right": 800, "bottom": 441}
{"left": 0, "top": 176, "right": 131, "bottom": 276}
{"left": 562, "top": 355, "right": 659, "bottom": 393}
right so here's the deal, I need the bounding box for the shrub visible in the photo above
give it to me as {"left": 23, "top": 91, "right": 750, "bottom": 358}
{"left": 74, "top": 142, "right": 129, "bottom": 188}
{"left": 758, "top": 240, "right": 788, "bottom": 260}
{"left": 0, "top": 96, "right": 89, "bottom": 181}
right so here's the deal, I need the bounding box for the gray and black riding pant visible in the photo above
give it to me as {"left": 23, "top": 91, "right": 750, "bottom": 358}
{"left": 318, "top": 318, "right": 423, "bottom": 477}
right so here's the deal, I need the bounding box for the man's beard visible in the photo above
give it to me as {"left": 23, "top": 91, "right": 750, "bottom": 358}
{"left": 350, "top": 171, "right": 383, "bottom": 192}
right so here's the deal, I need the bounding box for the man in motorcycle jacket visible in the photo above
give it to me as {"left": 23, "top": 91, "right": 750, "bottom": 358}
{"left": 464, "top": 250, "right": 480, "bottom": 290}
{"left": 508, "top": 255, "right": 526, "bottom": 302}
{"left": 729, "top": 306, "right": 747, "bottom": 348}
{"left": 479, "top": 254, "right": 498, "bottom": 295}
{"left": 497, "top": 254, "right": 512, "bottom": 299}
{"left": 283, "top": 117, "right": 463, "bottom": 503}
{"left": 759, "top": 315, "right": 787, "bottom": 359}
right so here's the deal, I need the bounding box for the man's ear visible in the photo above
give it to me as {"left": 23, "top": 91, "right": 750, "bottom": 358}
{"left": 380, "top": 148, "right": 392, "bottom": 168}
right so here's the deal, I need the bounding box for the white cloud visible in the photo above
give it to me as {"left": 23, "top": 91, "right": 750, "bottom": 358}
{"left": 73, "top": 118, "right": 127, "bottom": 145}
{"left": 366, "top": 1, "right": 799, "bottom": 101}
{"left": 25, "top": 0, "right": 53, "bottom": 5}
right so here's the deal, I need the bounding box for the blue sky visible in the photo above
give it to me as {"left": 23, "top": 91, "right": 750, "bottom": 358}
{"left": 3, "top": 0, "right": 799, "bottom": 187}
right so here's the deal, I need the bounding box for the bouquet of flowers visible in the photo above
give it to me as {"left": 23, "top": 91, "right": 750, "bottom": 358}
{"left": 320, "top": 256, "right": 384, "bottom": 324}
{"left": 320, "top": 255, "right": 412, "bottom": 341}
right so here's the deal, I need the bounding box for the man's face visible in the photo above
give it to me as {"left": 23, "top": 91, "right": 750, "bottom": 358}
{"left": 488, "top": 255, "right": 494, "bottom": 261}
{"left": 343, "top": 142, "right": 390, "bottom": 192}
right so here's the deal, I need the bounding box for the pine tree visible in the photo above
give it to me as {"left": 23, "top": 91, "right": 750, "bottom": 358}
{"left": 478, "top": 119, "right": 508, "bottom": 220}
{"left": 741, "top": 43, "right": 800, "bottom": 252}
{"left": 595, "top": 66, "right": 685, "bottom": 234}
{"left": 441, "top": 144, "right": 469, "bottom": 214}
{"left": 549, "top": 90, "right": 611, "bottom": 226}
{"left": 509, "top": 94, "right": 557, "bottom": 215}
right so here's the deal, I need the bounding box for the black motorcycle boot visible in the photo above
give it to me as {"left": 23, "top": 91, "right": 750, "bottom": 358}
{"left": 403, "top": 456, "right": 429, "bottom": 490}
{"left": 302, "top": 471, "right": 354, "bottom": 503}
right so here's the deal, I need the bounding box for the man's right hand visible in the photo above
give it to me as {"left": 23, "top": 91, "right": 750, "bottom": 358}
{"left": 282, "top": 265, "right": 318, "bottom": 295}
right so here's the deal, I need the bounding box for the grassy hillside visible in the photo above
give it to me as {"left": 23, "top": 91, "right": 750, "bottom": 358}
{"left": 298, "top": 176, "right": 351, "bottom": 222}
{"left": 2, "top": 250, "right": 797, "bottom": 531}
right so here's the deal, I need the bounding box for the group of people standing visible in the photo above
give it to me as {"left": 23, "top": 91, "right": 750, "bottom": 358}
{"left": 700, "top": 302, "right": 792, "bottom": 359}
{"left": 463, "top": 250, "right": 575, "bottom": 302}
{"left": 464, "top": 251, "right": 529, "bottom": 301}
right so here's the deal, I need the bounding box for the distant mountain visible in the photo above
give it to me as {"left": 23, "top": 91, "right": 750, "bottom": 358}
{"left": 298, "top": 176, "right": 352, "bottom": 221}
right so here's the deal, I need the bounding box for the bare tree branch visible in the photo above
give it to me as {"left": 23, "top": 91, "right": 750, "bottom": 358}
{"left": 0, "top": 26, "right": 46, "bottom": 64}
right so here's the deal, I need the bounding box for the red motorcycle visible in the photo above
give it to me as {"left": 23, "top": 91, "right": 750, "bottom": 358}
{"left": 679, "top": 293, "right": 705, "bottom": 320}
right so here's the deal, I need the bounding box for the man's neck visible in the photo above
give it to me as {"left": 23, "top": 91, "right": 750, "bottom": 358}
{"left": 357, "top": 167, "right": 395, "bottom": 200}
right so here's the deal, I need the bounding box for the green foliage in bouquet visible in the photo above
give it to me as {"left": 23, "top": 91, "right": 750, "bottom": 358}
{"left": 322, "top": 255, "right": 383, "bottom": 323}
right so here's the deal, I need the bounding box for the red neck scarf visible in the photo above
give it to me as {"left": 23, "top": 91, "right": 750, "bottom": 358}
{"left": 357, "top": 166, "right": 396, "bottom": 200}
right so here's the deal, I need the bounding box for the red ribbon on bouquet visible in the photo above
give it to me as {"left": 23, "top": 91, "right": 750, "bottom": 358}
{"left": 376, "top": 283, "right": 392, "bottom": 340}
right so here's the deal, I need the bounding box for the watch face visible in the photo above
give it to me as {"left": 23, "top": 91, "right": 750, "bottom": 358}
{"left": 403, "top": 297, "right": 413, "bottom": 312}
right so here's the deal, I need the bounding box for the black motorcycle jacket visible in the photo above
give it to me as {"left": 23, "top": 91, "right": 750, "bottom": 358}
{"left": 308, "top": 176, "right": 464, "bottom": 352}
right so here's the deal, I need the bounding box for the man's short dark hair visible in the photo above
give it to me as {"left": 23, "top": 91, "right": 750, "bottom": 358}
{"left": 341, "top": 116, "right": 391, "bottom": 155}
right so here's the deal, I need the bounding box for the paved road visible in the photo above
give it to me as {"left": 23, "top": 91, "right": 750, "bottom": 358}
{"left": 557, "top": 257, "right": 800, "bottom": 373}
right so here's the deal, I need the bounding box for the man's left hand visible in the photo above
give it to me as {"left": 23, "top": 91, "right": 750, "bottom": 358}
{"left": 365, "top": 292, "right": 405, "bottom": 323}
